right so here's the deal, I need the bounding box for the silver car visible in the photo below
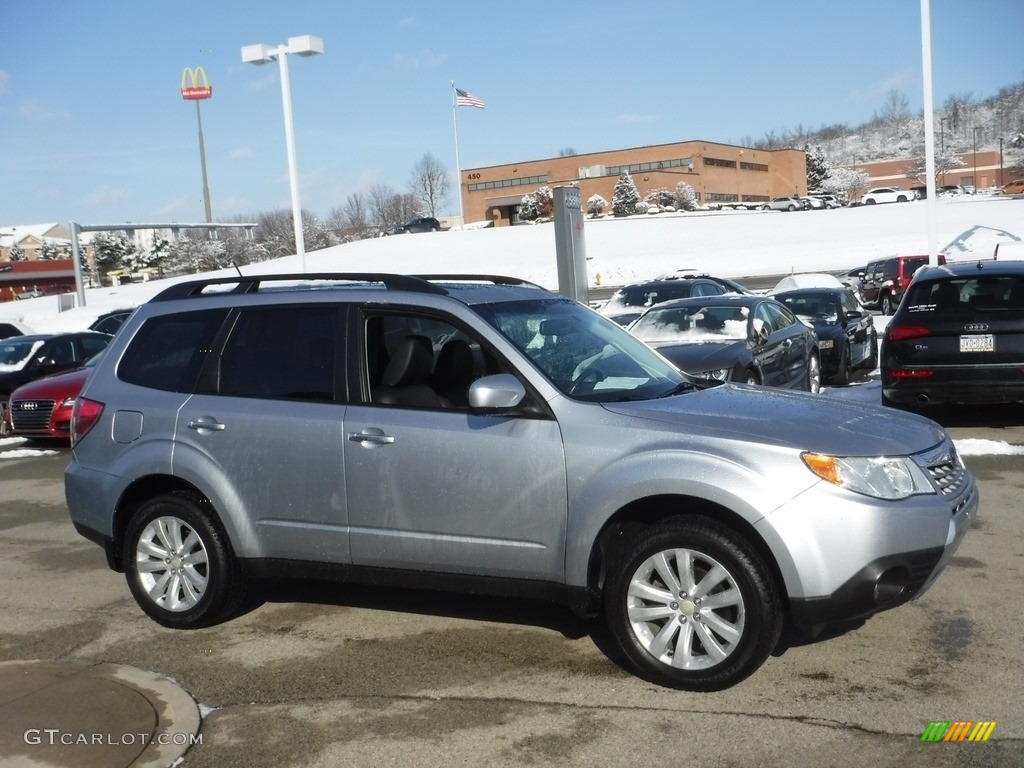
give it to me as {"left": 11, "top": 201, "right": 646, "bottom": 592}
{"left": 65, "top": 273, "right": 976, "bottom": 691}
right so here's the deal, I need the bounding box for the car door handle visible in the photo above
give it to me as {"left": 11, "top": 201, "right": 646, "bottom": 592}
{"left": 187, "top": 420, "right": 226, "bottom": 431}
{"left": 348, "top": 430, "right": 395, "bottom": 445}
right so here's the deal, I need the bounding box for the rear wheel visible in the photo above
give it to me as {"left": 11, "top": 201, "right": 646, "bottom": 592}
{"left": 864, "top": 331, "right": 879, "bottom": 370}
{"left": 743, "top": 369, "right": 760, "bottom": 385}
{"left": 124, "top": 494, "right": 246, "bottom": 629}
{"left": 603, "top": 517, "right": 783, "bottom": 691}
{"left": 880, "top": 293, "right": 895, "bottom": 315}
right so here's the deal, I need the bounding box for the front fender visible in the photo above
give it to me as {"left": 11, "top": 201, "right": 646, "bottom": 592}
{"left": 564, "top": 447, "right": 817, "bottom": 588}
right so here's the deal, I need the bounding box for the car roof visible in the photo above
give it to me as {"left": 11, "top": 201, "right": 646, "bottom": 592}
{"left": 914, "top": 260, "right": 1024, "bottom": 281}
{"left": 643, "top": 294, "right": 768, "bottom": 311}
{"left": 774, "top": 287, "right": 847, "bottom": 298}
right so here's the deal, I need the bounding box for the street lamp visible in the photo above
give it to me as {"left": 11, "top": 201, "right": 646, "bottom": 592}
{"left": 999, "top": 137, "right": 1004, "bottom": 187}
{"left": 241, "top": 35, "right": 323, "bottom": 273}
{"left": 972, "top": 126, "right": 980, "bottom": 194}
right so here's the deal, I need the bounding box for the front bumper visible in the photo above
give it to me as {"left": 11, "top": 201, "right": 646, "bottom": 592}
{"left": 756, "top": 457, "right": 977, "bottom": 626}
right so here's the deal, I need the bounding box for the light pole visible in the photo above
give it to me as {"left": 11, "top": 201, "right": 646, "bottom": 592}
{"left": 972, "top": 126, "right": 980, "bottom": 194}
{"left": 999, "top": 137, "right": 1004, "bottom": 186}
{"left": 241, "top": 35, "right": 323, "bottom": 273}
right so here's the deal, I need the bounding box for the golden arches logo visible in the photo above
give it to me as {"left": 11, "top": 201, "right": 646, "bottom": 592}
{"left": 181, "top": 67, "right": 212, "bottom": 100}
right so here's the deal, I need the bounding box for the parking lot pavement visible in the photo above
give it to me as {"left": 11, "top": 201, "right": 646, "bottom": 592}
{"left": 1, "top": 419, "right": 1023, "bottom": 767}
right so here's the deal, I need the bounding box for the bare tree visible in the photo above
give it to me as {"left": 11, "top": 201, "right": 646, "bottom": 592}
{"left": 408, "top": 153, "right": 450, "bottom": 218}
{"left": 558, "top": 147, "right": 578, "bottom": 157}
{"left": 326, "top": 193, "right": 373, "bottom": 241}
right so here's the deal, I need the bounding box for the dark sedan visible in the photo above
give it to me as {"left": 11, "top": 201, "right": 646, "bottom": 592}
{"left": 0, "top": 332, "right": 111, "bottom": 406}
{"left": 628, "top": 294, "right": 821, "bottom": 392}
{"left": 881, "top": 260, "right": 1024, "bottom": 407}
{"left": 774, "top": 287, "right": 878, "bottom": 384}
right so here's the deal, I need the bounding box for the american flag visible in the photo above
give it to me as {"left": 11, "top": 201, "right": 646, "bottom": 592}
{"left": 455, "top": 88, "right": 485, "bottom": 109}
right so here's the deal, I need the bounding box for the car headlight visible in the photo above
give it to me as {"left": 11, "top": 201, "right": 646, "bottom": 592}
{"left": 817, "top": 339, "right": 834, "bottom": 349}
{"left": 694, "top": 368, "right": 730, "bottom": 381}
{"left": 801, "top": 452, "right": 933, "bottom": 500}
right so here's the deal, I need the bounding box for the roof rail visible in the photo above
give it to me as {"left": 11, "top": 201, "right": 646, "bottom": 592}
{"left": 414, "top": 274, "right": 545, "bottom": 290}
{"left": 149, "top": 273, "right": 448, "bottom": 302}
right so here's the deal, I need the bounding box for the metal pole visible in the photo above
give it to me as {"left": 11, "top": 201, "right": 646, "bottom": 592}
{"left": 69, "top": 221, "right": 86, "bottom": 307}
{"left": 973, "top": 127, "right": 978, "bottom": 193}
{"left": 451, "top": 81, "right": 464, "bottom": 228}
{"left": 999, "top": 138, "right": 1004, "bottom": 186}
{"left": 195, "top": 101, "right": 213, "bottom": 223}
{"left": 920, "top": 0, "right": 939, "bottom": 265}
{"left": 277, "top": 46, "right": 306, "bottom": 273}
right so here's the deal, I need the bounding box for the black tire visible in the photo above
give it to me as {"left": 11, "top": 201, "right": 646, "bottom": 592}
{"left": 880, "top": 293, "right": 895, "bottom": 316}
{"left": 866, "top": 199, "right": 876, "bottom": 205}
{"left": 832, "top": 344, "right": 851, "bottom": 385}
{"left": 864, "top": 331, "right": 879, "bottom": 370}
{"left": 805, "top": 353, "right": 821, "bottom": 393}
{"left": 603, "top": 517, "right": 782, "bottom": 691}
{"left": 897, "top": 195, "right": 908, "bottom": 203}
{"left": 742, "top": 368, "right": 760, "bottom": 386}
{"left": 124, "top": 493, "right": 246, "bottom": 629}
{"left": 787, "top": 204, "right": 796, "bottom": 212}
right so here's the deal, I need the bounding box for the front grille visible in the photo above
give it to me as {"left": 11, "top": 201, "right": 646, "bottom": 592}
{"left": 919, "top": 441, "right": 967, "bottom": 498}
{"left": 10, "top": 399, "right": 55, "bottom": 431}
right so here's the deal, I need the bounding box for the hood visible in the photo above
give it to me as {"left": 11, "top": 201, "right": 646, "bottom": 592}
{"left": 601, "top": 384, "right": 945, "bottom": 457}
{"left": 654, "top": 340, "right": 746, "bottom": 371}
{"left": 10, "top": 366, "right": 89, "bottom": 400}
{"left": 800, "top": 318, "right": 842, "bottom": 338}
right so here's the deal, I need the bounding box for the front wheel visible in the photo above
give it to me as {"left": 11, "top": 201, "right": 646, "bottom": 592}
{"left": 805, "top": 353, "right": 821, "bottom": 393}
{"left": 124, "top": 494, "right": 246, "bottom": 629}
{"left": 603, "top": 517, "right": 782, "bottom": 691}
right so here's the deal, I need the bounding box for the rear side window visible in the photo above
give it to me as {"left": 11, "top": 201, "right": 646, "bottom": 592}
{"left": 215, "top": 306, "right": 338, "bottom": 401}
{"left": 81, "top": 336, "right": 109, "bottom": 358}
{"left": 119, "top": 309, "right": 228, "bottom": 392}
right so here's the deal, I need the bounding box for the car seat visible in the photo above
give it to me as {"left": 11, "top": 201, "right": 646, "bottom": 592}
{"left": 373, "top": 336, "right": 451, "bottom": 408}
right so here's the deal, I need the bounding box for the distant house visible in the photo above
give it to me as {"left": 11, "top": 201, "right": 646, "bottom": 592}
{"left": 0, "top": 223, "right": 82, "bottom": 302}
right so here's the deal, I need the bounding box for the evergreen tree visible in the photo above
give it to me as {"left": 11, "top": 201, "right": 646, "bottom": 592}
{"left": 673, "top": 181, "right": 699, "bottom": 211}
{"left": 612, "top": 172, "right": 640, "bottom": 216}
{"left": 805, "top": 145, "right": 830, "bottom": 191}
{"left": 90, "top": 231, "right": 131, "bottom": 276}
{"left": 518, "top": 193, "right": 540, "bottom": 222}
{"left": 7, "top": 244, "right": 27, "bottom": 262}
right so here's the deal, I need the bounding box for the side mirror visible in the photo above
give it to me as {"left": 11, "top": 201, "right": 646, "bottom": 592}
{"left": 468, "top": 374, "right": 526, "bottom": 410}
{"left": 751, "top": 319, "right": 770, "bottom": 345}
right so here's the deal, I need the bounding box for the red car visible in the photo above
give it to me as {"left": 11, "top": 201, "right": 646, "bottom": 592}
{"left": 2, "top": 363, "right": 92, "bottom": 441}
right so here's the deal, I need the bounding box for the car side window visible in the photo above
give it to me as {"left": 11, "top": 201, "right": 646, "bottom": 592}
{"left": 753, "top": 304, "right": 775, "bottom": 334}
{"left": 81, "top": 337, "right": 110, "bottom": 358}
{"left": 215, "top": 306, "right": 338, "bottom": 402}
{"left": 362, "top": 312, "right": 503, "bottom": 410}
{"left": 119, "top": 309, "right": 229, "bottom": 393}
{"left": 765, "top": 303, "right": 796, "bottom": 331}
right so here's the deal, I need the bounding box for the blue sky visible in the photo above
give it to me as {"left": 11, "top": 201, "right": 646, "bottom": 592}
{"left": 2, "top": 0, "right": 1022, "bottom": 227}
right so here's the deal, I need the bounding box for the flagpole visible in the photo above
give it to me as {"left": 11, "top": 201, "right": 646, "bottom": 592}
{"left": 451, "top": 80, "right": 464, "bottom": 229}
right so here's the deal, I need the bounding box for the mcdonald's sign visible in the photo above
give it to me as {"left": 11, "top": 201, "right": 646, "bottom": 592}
{"left": 181, "top": 67, "right": 212, "bottom": 100}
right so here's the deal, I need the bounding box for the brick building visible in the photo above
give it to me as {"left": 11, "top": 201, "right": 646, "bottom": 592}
{"left": 461, "top": 140, "right": 807, "bottom": 226}
{"left": 846, "top": 150, "right": 1011, "bottom": 193}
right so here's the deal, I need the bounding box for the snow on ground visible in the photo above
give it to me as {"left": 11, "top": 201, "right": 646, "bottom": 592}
{"left": 0, "top": 195, "right": 1021, "bottom": 459}
{"left": 2, "top": 195, "right": 1021, "bottom": 335}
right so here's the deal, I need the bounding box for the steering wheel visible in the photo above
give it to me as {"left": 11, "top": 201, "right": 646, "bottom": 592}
{"left": 569, "top": 363, "right": 606, "bottom": 395}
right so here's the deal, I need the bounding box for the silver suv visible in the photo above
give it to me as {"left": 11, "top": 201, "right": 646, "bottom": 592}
{"left": 65, "top": 273, "right": 976, "bottom": 691}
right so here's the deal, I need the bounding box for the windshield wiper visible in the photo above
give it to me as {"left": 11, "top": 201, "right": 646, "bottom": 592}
{"left": 657, "top": 381, "right": 697, "bottom": 398}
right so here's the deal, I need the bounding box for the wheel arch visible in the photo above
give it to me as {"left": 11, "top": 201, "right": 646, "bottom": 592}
{"left": 583, "top": 495, "right": 789, "bottom": 616}
{"left": 111, "top": 474, "right": 234, "bottom": 572}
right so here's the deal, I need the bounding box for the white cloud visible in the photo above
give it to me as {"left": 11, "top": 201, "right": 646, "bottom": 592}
{"left": 20, "top": 100, "right": 70, "bottom": 121}
{"left": 393, "top": 49, "right": 448, "bottom": 70}
{"left": 617, "top": 113, "right": 658, "bottom": 124}
{"left": 156, "top": 197, "right": 194, "bottom": 217}
{"left": 245, "top": 71, "right": 279, "bottom": 92}
{"left": 81, "top": 186, "right": 129, "bottom": 207}
{"left": 230, "top": 146, "right": 256, "bottom": 160}
{"left": 849, "top": 71, "right": 917, "bottom": 103}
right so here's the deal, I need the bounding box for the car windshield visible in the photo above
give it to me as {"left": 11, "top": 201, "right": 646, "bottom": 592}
{"left": 601, "top": 283, "right": 694, "bottom": 313}
{"left": 778, "top": 293, "right": 838, "bottom": 322}
{"left": 0, "top": 339, "right": 45, "bottom": 372}
{"left": 477, "top": 298, "right": 690, "bottom": 402}
{"left": 630, "top": 304, "right": 749, "bottom": 343}
{"left": 906, "top": 276, "right": 1024, "bottom": 314}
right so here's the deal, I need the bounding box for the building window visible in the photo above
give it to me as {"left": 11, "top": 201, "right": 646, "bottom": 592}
{"left": 706, "top": 193, "right": 739, "bottom": 202}
{"left": 740, "top": 162, "right": 768, "bottom": 172}
{"left": 741, "top": 194, "right": 770, "bottom": 202}
{"left": 704, "top": 157, "right": 737, "bottom": 169}
{"left": 468, "top": 174, "right": 548, "bottom": 192}
{"left": 606, "top": 158, "right": 693, "bottom": 176}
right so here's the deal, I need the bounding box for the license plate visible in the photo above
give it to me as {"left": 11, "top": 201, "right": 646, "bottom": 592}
{"left": 959, "top": 334, "right": 994, "bottom": 352}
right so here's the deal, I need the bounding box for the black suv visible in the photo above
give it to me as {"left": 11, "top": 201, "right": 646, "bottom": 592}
{"left": 882, "top": 259, "right": 1024, "bottom": 407}
{"left": 598, "top": 275, "right": 740, "bottom": 326}
{"left": 860, "top": 254, "right": 945, "bottom": 315}
{"left": 403, "top": 217, "right": 442, "bottom": 233}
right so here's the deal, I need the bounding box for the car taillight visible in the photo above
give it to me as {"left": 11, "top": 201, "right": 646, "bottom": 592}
{"left": 71, "top": 397, "right": 104, "bottom": 445}
{"left": 891, "top": 369, "right": 934, "bottom": 379}
{"left": 887, "top": 324, "right": 931, "bottom": 342}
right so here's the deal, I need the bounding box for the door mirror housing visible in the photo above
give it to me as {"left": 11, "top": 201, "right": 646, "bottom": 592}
{"left": 468, "top": 374, "right": 526, "bottom": 411}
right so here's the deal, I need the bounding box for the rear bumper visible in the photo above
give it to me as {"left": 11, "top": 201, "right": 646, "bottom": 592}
{"left": 882, "top": 366, "right": 1024, "bottom": 405}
